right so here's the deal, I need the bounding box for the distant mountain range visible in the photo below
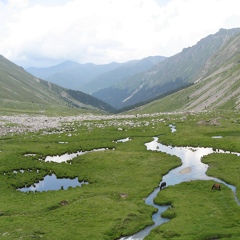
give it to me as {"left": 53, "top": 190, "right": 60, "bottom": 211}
{"left": 26, "top": 61, "right": 122, "bottom": 91}
{"left": 26, "top": 28, "right": 240, "bottom": 110}
{"left": 27, "top": 56, "right": 165, "bottom": 94}
{"left": 1, "top": 27, "right": 240, "bottom": 114}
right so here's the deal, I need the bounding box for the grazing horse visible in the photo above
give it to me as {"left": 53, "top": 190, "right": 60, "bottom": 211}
{"left": 160, "top": 182, "right": 166, "bottom": 190}
{"left": 212, "top": 183, "right": 221, "bottom": 190}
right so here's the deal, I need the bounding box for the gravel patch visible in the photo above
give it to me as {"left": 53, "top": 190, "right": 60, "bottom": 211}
{"left": 0, "top": 113, "right": 165, "bottom": 136}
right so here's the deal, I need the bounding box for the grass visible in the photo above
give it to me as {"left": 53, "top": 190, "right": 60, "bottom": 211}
{"left": 144, "top": 110, "right": 240, "bottom": 239}
{"left": 202, "top": 153, "right": 240, "bottom": 200}
{"left": 0, "top": 105, "right": 101, "bottom": 116}
{"left": 150, "top": 180, "right": 240, "bottom": 240}
{"left": 0, "top": 110, "right": 240, "bottom": 239}
{"left": 0, "top": 116, "right": 180, "bottom": 239}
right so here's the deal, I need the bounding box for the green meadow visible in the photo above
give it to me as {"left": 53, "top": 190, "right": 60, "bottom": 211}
{"left": 0, "top": 110, "right": 240, "bottom": 239}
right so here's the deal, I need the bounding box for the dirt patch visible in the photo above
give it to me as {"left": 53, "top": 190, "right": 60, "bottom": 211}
{"left": 179, "top": 167, "right": 192, "bottom": 174}
{"left": 59, "top": 200, "right": 69, "bottom": 206}
{"left": 120, "top": 193, "right": 128, "bottom": 198}
{"left": 197, "top": 118, "right": 221, "bottom": 126}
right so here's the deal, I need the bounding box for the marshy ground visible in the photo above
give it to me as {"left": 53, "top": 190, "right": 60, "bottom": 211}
{"left": 0, "top": 110, "right": 239, "bottom": 239}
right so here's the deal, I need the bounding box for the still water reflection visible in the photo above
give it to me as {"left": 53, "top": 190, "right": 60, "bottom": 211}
{"left": 146, "top": 138, "right": 239, "bottom": 188}
{"left": 18, "top": 174, "right": 88, "bottom": 192}
{"left": 114, "top": 137, "right": 131, "bottom": 143}
{"left": 43, "top": 148, "right": 108, "bottom": 163}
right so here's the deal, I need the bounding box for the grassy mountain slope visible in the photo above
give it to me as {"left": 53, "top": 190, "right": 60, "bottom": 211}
{"left": 0, "top": 55, "right": 66, "bottom": 112}
{"left": 128, "top": 33, "right": 240, "bottom": 114}
{"left": 0, "top": 55, "right": 115, "bottom": 114}
{"left": 93, "top": 28, "right": 240, "bottom": 109}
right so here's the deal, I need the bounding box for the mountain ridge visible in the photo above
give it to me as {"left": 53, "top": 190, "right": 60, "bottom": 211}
{"left": 26, "top": 60, "right": 123, "bottom": 91}
{"left": 127, "top": 31, "right": 240, "bottom": 113}
{"left": 26, "top": 56, "right": 165, "bottom": 93}
{"left": 2, "top": 27, "right": 240, "bottom": 114}
{"left": 0, "top": 55, "right": 115, "bottom": 114}
{"left": 92, "top": 28, "right": 240, "bottom": 109}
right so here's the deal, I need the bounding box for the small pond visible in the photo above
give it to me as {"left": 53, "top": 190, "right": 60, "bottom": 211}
{"left": 18, "top": 174, "right": 88, "bottom": 192}
{"left": 42, "top": 148, "right": 108, "bottom": 163}
{"left": 19, "top": 147, "right": 110, "bottom": 192}
{"left": 169, "top": 124, "right": 176, "bottom": 133}
{"left": 114, "top": 137, "right": 131, "bottom": 143}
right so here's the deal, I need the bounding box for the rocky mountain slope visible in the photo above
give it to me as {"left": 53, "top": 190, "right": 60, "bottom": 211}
{"left": 0, "top": 55, "right": 115, "bottom": 113}
{"left": 93, "top": 28, "right": 240, "bottom": 109}
{"left": 128, "top": 31, "right": 240, "bottom": 113}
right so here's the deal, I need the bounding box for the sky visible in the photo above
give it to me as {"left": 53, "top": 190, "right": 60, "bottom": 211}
{"left": 0, "top": 0, "right": 240, "bottom": 68}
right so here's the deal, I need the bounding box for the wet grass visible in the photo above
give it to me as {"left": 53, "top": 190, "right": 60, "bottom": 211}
{"left": 0, "top": 116, "right": 180, "bottom": 239}
{"left": 0, "top": 110, "right": 240, "bottom": 239}
{"left": 151, "top": 180, "right": 240, "bottom": 240}
{"left": 145, "top": 110, "right": 240, "bottom": 239}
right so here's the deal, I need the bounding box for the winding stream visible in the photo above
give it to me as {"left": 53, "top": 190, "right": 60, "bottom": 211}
{"left": 120, "top": 136, "right": 240, "bottom": 240}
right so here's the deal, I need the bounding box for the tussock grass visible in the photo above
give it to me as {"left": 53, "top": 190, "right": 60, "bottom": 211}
{"left": 0, "top": 110, "right": 240, "bottom": 239}
{"left": 0, "top": 116, "right": 179, "bottom": 239}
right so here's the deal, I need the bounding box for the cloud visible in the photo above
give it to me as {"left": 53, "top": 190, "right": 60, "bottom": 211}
{"left": 0, "top": 0, "right": 240, "bottom": 67}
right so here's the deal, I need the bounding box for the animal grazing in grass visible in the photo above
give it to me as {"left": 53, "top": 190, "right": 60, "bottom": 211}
{"left": 160, "top": 181, "right": 166, "bottom": 190}
{"left": 212, "top": 183, "right": 221, "bottom": 190}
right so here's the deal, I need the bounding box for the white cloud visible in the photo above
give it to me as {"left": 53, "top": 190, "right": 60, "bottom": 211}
{"left": 0, "top": 0, "right": 240, "bottom": 67}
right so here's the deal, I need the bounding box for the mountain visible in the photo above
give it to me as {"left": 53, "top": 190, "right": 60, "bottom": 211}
{"left": 0, "top": 55, "right": 115, "bottom": 113}
{"left": 26, "top": 61, "right": 122, "bottom": 91}
{"left": 126, "top": 29, "right": 240, "bottom": 113}
{"left": 3, "top": 28, "right": 240, "bottom": 114}
{"left": 81, "top": 56, "right": 166, "bottom": 94}
{"left": 26, "top": 56, "right": 165, "bottom": 94}
{"left": 92, "top": 28, "right": 240, "bottom": 109}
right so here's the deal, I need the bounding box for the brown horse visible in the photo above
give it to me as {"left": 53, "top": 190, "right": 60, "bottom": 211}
{"left": 212, "top": 183, "right": 221, "bottom": 190}
{"left": 160, "top": 182, "right": 166, "bottom": 190}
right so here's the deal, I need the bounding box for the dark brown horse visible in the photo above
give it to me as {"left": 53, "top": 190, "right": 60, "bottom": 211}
{"left": 212, "top": 183, "right": 221, "bottom": 190}
{"left": 160, "top": 182, "right": 166, "bottom": 190}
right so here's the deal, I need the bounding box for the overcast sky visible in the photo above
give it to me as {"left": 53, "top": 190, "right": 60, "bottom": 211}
{"left": 0, "top": 0, "right": 240, "bottom": 67}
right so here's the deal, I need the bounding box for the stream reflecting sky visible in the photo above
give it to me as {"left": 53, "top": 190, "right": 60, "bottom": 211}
{"left": 145, "top": 137, "right": 235, "bottom": 185}
{"left": 121, "top": 137, "right": 240, "bottom": 240}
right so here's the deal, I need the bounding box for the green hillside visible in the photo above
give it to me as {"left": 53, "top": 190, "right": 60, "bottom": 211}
{"left": 0, "top": 55, "right": 115, "bottom": 115}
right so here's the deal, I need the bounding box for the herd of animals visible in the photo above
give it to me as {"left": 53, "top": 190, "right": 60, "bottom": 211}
{"left": 159, "top": 182, "right": 221, "bottom": 190}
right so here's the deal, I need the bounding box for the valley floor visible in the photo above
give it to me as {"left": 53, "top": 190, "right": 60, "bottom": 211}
{"left": 0, "top": 112, "right": 172, "bottom": 136}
